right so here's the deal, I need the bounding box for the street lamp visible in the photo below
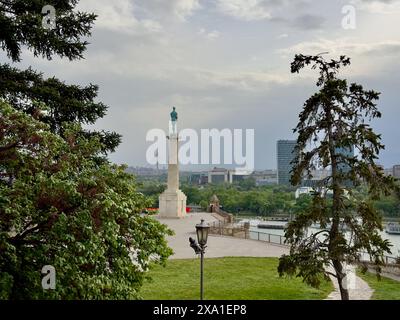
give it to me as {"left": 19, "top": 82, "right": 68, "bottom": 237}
{"left": 189, "top": 219, "right": 210, "bottom": 300}
{"left": 196, "top": 219, "right": 210, "bottom": 247}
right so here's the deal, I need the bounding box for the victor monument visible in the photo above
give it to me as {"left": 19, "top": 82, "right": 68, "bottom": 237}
{"left": 158, "top": 107, "right": 187, "bottom": 218}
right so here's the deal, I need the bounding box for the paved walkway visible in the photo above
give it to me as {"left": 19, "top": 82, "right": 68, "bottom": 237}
{"left": 155, "top": 212, "right": 373, "bottom": 299}
{"left": 155, "top": 212, "right": 288, "bottom": 259}
{"left": 325, "top": 268, "right": 374, "bottom": 300}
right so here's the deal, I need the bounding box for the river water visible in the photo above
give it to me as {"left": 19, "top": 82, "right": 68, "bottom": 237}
{"left": 239, "top": 219, "right": 400, "bottom": 258}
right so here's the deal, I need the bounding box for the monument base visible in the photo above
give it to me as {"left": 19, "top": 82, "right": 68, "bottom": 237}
{"left": 159, "top": 189, "right": 187, "bottom": 219}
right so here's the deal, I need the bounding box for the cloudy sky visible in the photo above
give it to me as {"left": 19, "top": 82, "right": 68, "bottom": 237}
{"left": 4, "top": 0, "right": 400, "bottom": 170}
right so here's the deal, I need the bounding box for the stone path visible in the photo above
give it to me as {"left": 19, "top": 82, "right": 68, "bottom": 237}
{"left": 155, "top": 212, "right": 373, "bottom": 300}
{"left": 325, "top": 269, "right": 374, "bottom": 300}
{"left": 155, "top": 212, "right": 288, "bottom": 259}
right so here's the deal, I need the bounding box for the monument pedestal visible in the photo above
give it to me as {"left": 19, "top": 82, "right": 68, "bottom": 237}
{"left": 159, "top": 189, "right": 187, "bottom": 219}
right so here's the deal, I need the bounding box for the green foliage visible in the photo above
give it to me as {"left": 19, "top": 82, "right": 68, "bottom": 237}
{"left": 0, "top": 0, "right": 120, "bottom": 154}
{"left": 278, "top": 54, "right": 399, "bottom": 300}
{"left": 0, "top": 0, "right": 174, "bottom": 300}
{"left": 233, "top": 177, "right": 256, "bottom": 191}
{"left": 0, "top": 0, "right": 96, "bottom": 62}
{"left": 181, "top": 185, "right": 202, "bottom": 205}
{"left": 142, "top": 178, "right": 399, "bottom": 217}
{"left": 292, "top": 195, "right": 312, "bottom": 215}
{"left": 373, "top": 194, "right": 400, "bottom": 217}
{"left": 0, "top": 102, "right": 173, "bottom": 299}
{"left": 141, "top": 257, "right": 333, "bottom": 300}
{"left": 138, "top": 181, "right": 166, "bottom": 207}
{"left": 181, "top": 183, "right": 294, "bottom": 215}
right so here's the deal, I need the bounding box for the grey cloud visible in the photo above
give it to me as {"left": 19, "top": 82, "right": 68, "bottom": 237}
{"left": 291, "top": 14, "right": 325, "bottom": 30}
{"left": 134, "top": 0, "right": 201, "bottom": 21}
{"left": 363, "top": 43, "right": 400, "bottom": 56}
{"left": 360, "top": 0, "right": 400, "bottom": 3}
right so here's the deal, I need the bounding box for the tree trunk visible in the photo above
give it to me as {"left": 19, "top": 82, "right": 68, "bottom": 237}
{"left": 333, "top": 259, "right": 350, "bottom": 300}
{"left": 338, "top": 278, "right": 350, "bottom": 300}
{"left": 327, "top": 106, "right": 349, "bottom": 301}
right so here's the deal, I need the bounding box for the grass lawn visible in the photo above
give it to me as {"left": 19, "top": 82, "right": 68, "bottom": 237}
{"left": 140, "top": 257, "right": 333, "bottom": 300}
{"left": 357, "top": 270, "right": 400, "bottom": 300}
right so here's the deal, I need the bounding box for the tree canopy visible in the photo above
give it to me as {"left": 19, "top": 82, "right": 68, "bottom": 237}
{"left": 0, "top": 101, "right": 173, "bottom": 299}
{"left": 0, "top": 0, "right": 120, "bottom": 153}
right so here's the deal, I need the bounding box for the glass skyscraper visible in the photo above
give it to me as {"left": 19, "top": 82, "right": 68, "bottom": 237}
{"left": 277, "top": 140, "right": 297, "bottom": 185}
{"left": 335, "top": 146, "right": 354, "bottom": 174}
{"left": 335, "top": 145, "right": 355, "bottom": 187}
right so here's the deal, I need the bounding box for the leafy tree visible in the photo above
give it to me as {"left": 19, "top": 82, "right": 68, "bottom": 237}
{"left": 234, "top": 178, "right": 256, "bottom": 191}
{"left": 0, "top": 1, "right": 173, "bottom": 299}
{"left": 181, "top": 185, "right": 202, "bottom": 204}
{"left": 0, "top": 0, "right": 120, "bottom": 153}
{"left": 0, "top": 102, "right": 173, "bottom": 299}
{"left": 373, "top": 195, "right": 400, "bottom": 217}
{"left": 278, "top": 54, "right": 398, "bottom": 300}
{"left": 292, "top": 195, "right": 312, "bottom": 216}
{"left": 138, "top": 181, "right": 167, "bottom": 208}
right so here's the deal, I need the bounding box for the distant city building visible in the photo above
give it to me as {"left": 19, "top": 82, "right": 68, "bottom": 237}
{"left": 301, "top": 169, "right": 331, "bottom": 187}
{"left": 208, "top": 167, "right": 228, "bottom": 184}
{"left": 229, "top": 171, "right": 247, "bottom": 183}
{"left": 251, "top": 170, "right": 278, "bottom": 186}
{"left": 125, "top": 166, "right": 166, "bottom": 176}
{"left": 295, "top": 187, "right": 314, "bottom": 199}
{"left": 207, "top": 167, "right": 252, "bottom": 184}
{"left": 188, "top": 172, "right": 208, "bottom": 185}
{"left": 277, "top": 140, "right": 297, "bottom": 185}
{"left": 383, "top": 168, "right": 393, "bottom": 177}
{"left": 393, "top": 165, "right": 400, "bottom": 179}
{"left": 335, "top": 146, "right": 354, "bottom": 187}
{"left": 255, "top": 177, "right": 278, "bottom": 186}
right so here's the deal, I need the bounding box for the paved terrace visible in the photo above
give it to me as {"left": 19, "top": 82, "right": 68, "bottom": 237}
{"left": 155, "top": 212, "right": 288, "bottom": 259}
{"left": 154, "top": 212, "right": 373, "bottom": 300}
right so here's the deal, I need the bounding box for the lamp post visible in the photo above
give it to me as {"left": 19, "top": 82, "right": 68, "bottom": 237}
{"left": 189, "top": 219, "right": 209, "bottom": 300}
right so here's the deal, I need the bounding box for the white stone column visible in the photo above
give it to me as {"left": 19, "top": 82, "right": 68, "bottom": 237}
{"left": 167, "top": 134, "right": 179, "bottom": 191}
{"left": 159, "top": 132, "right": 187, "bottom": 218}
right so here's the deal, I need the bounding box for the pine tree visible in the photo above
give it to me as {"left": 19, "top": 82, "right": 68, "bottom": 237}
{"left": 278, "top": 54, "right": 398, "bottom": 300}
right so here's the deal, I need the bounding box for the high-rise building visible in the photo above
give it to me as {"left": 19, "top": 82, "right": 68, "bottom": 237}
{"left": 335, "top": 146, "right": 354, "bottom": 174}
{"left": 393, "top": 165, "right": 400, "bottom": 179}
{"left": 335, "top": 146, "right": 354, "bottom": 187}
{"left": 277, "top": 140, "right": 297, "bottom": 185}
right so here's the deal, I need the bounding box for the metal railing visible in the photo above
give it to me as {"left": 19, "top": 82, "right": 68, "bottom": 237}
{"left": 359, "top": 251, "right": 399, "bottom": 265}
{"left": 248, "top": 230, "right": 286, "bottom": 246}
{"left": 209, "top": 219, "right": 399, "bottom": 264}
{"left": 209, "top": 220, "right": 287, "bottom": 246}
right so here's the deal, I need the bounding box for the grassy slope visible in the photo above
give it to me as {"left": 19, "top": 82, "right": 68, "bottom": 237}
{"left": 141, "top": 257, "right": 333, "bottom": 300}
{"left": 357, "top": 271, "right": 400, "bottom": 300}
